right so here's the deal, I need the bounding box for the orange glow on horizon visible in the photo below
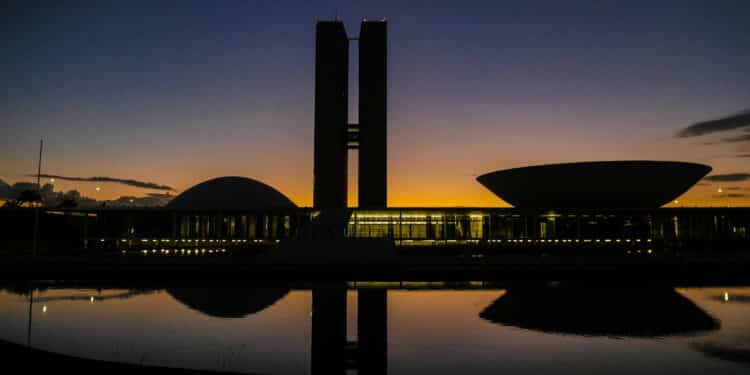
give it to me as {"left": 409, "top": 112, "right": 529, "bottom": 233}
{"left": 15, "top": 176, "right": 750, "bottom": 208}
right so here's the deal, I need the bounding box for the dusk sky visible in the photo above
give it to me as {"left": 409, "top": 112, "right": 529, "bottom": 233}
{"left": 2, "top": 0, "right": 749, "bottom": 207}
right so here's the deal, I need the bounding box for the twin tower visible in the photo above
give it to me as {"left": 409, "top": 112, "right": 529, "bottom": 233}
{"left": 314, "top": 20, "right": 387, "bottom": 209}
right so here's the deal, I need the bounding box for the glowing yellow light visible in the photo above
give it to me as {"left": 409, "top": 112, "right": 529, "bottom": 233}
{"left": 50, "top": 178, "right": 55, "bottom": 183}
{"left": 718, "top": 188, "right": 723, "bottom": 193}
{"left": 95, "top": 187, "right": 101, "bottom": 192}
{"left": 90, "top": 296, "right": 95, "bottom": 303}
{"left": 724, "top": 292, "right": 729, "bottom": 302}
{"left": 42, "top": 305, "right": 47, "bottom": 313}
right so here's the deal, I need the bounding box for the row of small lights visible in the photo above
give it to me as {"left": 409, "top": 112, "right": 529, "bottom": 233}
{"left": 400, "top": 239, "right": 481, "bottom": 243}
{"left": 121, "top": 248, "right": 228, "bottom": 255}
{"left": 109, "top": 238, "right": 276, "bottom": 244}
{"left": 626, "top": 249, "right": 654, "bottom": 254}
{"left": 486, "top": 238, "right": 652, "bottom": 244}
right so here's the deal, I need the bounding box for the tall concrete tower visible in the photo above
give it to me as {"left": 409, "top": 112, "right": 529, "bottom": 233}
{"left": 313, "top": 21, "right": 349, "bottom": 208}
{"left": 358, "top": 20, "right": 388, "bottom": 208}
{"left": 313, "top": 19, "right": 387, "bottom": 209}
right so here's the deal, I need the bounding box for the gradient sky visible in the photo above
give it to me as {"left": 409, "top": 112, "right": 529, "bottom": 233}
{"left": 2, "top": 0, "right": 749, "bottom": 207}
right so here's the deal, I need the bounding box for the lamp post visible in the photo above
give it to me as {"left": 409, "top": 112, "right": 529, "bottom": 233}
{"left": 32, "top": 140, "right": 43, "bottom": 257}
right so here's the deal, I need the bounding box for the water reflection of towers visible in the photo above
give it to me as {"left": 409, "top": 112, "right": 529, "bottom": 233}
{"left": 312, "top": 286, "right": 387, "bottom": 374}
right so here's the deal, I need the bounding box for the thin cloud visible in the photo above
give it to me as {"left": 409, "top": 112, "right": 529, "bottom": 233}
{"left": 29, "top": 174, "right": 174, "bottom": 191}
{"left": 738, "top": 154, "right": 750, "bottom": 158}
{"left": 147, "top": 192, "right": 175, "bottom": 197}
{"left": 721, "top": 134, "right": 750, "bottom": 143}
{"left": 703, "top": 173, "right": 750, "bottom": 182}
{"left": 676, "top": 109, "right": 750, "bottom": 138}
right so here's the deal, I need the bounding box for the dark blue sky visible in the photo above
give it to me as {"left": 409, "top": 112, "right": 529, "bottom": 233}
{"left": 2, "top": 0, "right": 749, "bottom": 206}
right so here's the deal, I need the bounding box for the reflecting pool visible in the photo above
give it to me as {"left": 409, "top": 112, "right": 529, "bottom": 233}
{"left": 1, "top": 283, "right": 749, "bottom": 374}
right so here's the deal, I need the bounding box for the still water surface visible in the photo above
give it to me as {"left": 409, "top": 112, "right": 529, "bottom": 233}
{"left": 1, "top": 283, "right": 749, "bottom": 374}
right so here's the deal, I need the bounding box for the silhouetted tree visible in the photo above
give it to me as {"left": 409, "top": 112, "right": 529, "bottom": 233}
{"left": 16, "top": 189, "right": 42, "bottom": 207}
{"left": 57, "top": 198, "right": 78, "bottom": 208}
{"left": 2, "top": 200, "right": 20, "bottom": 208}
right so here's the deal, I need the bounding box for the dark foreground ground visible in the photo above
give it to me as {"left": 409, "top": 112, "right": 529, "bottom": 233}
{"left": 0, "top": 339, "right": 249, "bottom": 375}
{"left": 2, "top": 251, "right": 749, "bottom": 283}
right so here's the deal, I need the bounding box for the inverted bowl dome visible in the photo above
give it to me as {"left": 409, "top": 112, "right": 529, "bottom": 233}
{"left": 476, "top": 161, "right": 711, "bottom": 209}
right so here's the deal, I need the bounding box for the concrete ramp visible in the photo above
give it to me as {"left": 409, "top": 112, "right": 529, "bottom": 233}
{"left": 296, "top": 208, "right": 352, "bottom": 240}
{"left": 263, "top": 238, "right": 397, "bottom": 265}
{"left": 261, "top": 209, "right": 398, "bottom": 265}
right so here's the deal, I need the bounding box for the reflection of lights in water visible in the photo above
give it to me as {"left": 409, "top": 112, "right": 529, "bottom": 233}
{"left": 724, "top": 292, "right": 729, "bottom": 302}
{"left": 42, "top": 305, "right": 47, "bottom": 313}
{"left": 90, "top": 296, "right": 95, "bottom": 303}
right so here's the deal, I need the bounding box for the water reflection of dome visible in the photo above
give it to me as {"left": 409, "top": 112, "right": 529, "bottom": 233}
{"left": 166, "top": 176, "right": 296, "bottom": 210}
{"left": 479, "top": 285, "right": 719, "bottom": 337}
{"left": 166, "top": 287, "right": 289, "bottom": 318}
{"left": 692, "top": 342, "right": 750, "bottom": 365}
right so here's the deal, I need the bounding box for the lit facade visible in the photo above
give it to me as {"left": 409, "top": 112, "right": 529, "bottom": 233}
{"left": 13, "top": 207, "right": 746, "bottom": 253}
